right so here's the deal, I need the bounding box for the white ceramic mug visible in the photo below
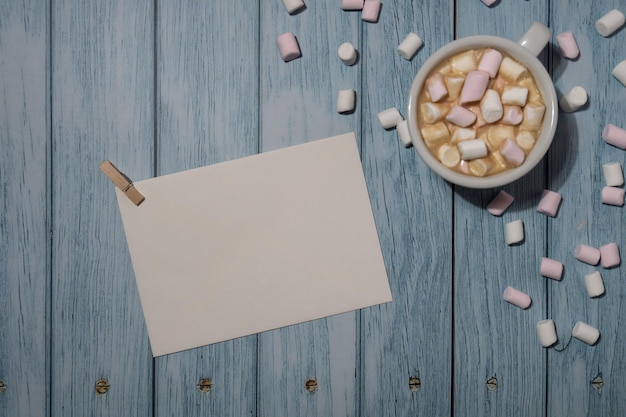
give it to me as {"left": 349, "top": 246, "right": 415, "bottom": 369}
{"left": 407, "top": 22, "right": 558, "bottom": 189}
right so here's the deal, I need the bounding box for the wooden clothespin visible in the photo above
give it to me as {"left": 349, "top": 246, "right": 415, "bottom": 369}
{"left": 99, "top": 160, "right": 145, "bottom": 206}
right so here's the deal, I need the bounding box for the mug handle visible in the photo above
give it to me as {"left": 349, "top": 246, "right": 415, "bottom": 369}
{"left": 517, "top": 21, "right": 552, "bottom": 57}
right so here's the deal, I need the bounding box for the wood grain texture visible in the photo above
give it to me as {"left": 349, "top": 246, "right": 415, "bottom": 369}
{"left": 359, "top": 2, "right": 454, "bottom": 417}
{"left": 154, "top": 1, "right": 259, "bottom": 416}
{"left": 453, "top": 2, "right": 550, "bottom": 416}
{"left": 0, "top": 1, "right": 49, "bottom": 416}
{"left": 50, "top": 0, "right": 154, "bottom": 415}
{"left": 258, "top": 2, "right": 361, "bottom": 417}
{"left": 548, "top": 1, "right": 626, "bottom": 416}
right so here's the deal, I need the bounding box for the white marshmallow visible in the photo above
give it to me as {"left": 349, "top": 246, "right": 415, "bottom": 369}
{"left": 421, "top": 122, "right": 450, "bottom": 147}
{"left": 338, "top": 42, "right": 358, "bottom": 65}
{"left": 396, "top": 120, "right": 412, "bottom": 148}
{"left": 504, "top": 219, "right": 524, "bottom": 245}
{"left": 520, "top": 103, "right": 546, "bottom": 131}
{"left": 486, "top": 125, "right": 514, "bottom": 151}
{"left": 572, "top": 321, "right": 600, "bottom": 345}
{"left": 516, "top": 131, "right": 537, "bottom": 151}
{"left": 450, "top": 50, "right": 477, "bottom": 73}
{"left": 437, "top": 144, "right": 461, "bottom": 167}
{"left": 584, "top": 271, "right": 605, "bottom": 298}
{"left": 420, "top": 103, "right": 448, "bottom": 123}
{"left": 468, "top": 158, "right": 492, "bottom": 176}
{"left": 336, "top": 89, "right": 356, "bottom": 114}
{"left": 281, "top": 0, "right": 305, "bottom": 14}
{"left": 499, "top": 57, "right": 527, "bottom": 81}
{"left": 596, "top": 9, "right": 625, "bottom": 37}
{"left": 480, "top": 89, "right": 503, "bottom": 123}
{"left": 457, "top": 139, "right": 488, "bottom": 160}
{"left": 451, "top": 127, "right": 476, "bottom": 143}
{"left": 612, "top": 60, "right": 626, "bottom": 87}
{"left": 397, "top": 33, "right": 422, "bottom": 60}
{"left": 559, "top": 86, "right": 588, "bottom": 112}
{"left": 501, "top": 86, "right": 529, "bottom": 106}
{"left": 444, "top": 76, "right": 465, "bottom": 100}
{"left": 603, "top": 162, "right": 624, "bottom": 186}
{"left": 377, "top": 107, "right": 403, "bottom": 129}
{"left": 537, "top": 319, "right": 558, "bottom": 347}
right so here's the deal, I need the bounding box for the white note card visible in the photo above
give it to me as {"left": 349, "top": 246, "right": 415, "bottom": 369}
{"left": 116, "top": 132, "right": 392, "bottom": 356}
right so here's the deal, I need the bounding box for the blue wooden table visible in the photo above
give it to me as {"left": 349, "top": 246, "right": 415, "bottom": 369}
{"left": 2, "top": 0, "right": 626, "bottom": 416}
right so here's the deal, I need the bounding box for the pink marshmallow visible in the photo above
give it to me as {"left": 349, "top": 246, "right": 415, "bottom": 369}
{"left": 537, "top": 190, "right": 562, "bottom": 217}
{"left": 341, "top": 0, "right": 364, "bottom": 10}
{"left": 426, "top": 73, "right": 448, "bottom": 102}
{"left": 602, "top": 124, "right": 626, "bottom": 149}
{"left": 600, "top": 242, "right": 620, "bottom": 268}
{"left": 276, "top": 32, "right": 301, "bottom": 62}
{"left": 459, "top": 70, "right": 490, "bottom": 104}
{"left": 556, "top": 31, "right": 580, "bottom": 60}
{"left": 503, "top": 286, "right": 532, "bottom": 309}
{"left": 602, "top": 186, "right": 625, "bottom": 206}
{"left": 500, "top": 106, "right": 523, "bottom": 125}
{"left": 478, "top": 49, "right": 503, "bottom": 78}
{"left": 540, "top": 257, "right": 563, "bottom": 280}
{"left": 361, "top": 0, "right": 381, "bottom": 22}
{"left": 487, "top": 190, "right": 514, "bottom": 216}
{"left": 445, "top": 105, "right": 477, "bottom": 127}
{"left": 481, "top": 0, "right": 497, "bottom": 5}
{"left": 575, "top": 244, "right": 601, "bottom": 265}
{"left": 500, "top": 138, "right": 525, "bottom": 166}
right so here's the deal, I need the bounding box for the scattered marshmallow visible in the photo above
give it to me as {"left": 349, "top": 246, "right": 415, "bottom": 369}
{"left": 397, "top": 32, "right": 423, "bottom": 60}
{"left": 437, "top": 144, "right": 461, "bottom": 167}
{"left": 572, "top": 321, "right": 600, "bottom": 345}
{"left": 336, "top": 89, "right": 356, "bottom": 114}
{"left": 503, "top": 286, "right": 531, "bottom": 309}
{"left": 459, "top": 70, "right": 490, "bottom": 104}
{"left": 500, "top": 106, "right": 523, "bottom": 126}
{"left": 445, "top": 105, "right": 477, "bottom": 127}
{"left": 599, "top": 242, "right": 620, "bottom": 268}
{"left": 281, "top": 0, "right": 306, "bottom": 14}
{"left": 341, "top": 0, "right": 364, "bottom": 10}
{"left": 556, "top": 31, "right": 580, "bottom": 59}
{"left": 584, "top": 271, "right": 605, "bottom": 298}
{"left": 596, "top": 9, "right": 625, "bottom": 37}
{"left": 480, "top": 89, "right": 503, "bottom": 123}
{"left": 540, "top": 257, "right": 564, "bottom": 281}
{"left": 559, "top": 86, "right": 587, "bottom": 113}
{"left": 457, "top": 139, "right": 488, "bottom": 160}
{"left": 537, "top": 189, "right": 562, "bottom": 217}
{"left": 601, "top": 186, "right": 625, "bottom": 206}
{"left": 426, "top": 73, "right": 448, "bottom": 102}
{"left": 500, "top": 138, "right": 525, "bottom": 166}
{"left": 501, "top": 86, "right": 529, "bottom": 106}
{"left": 499, "top": 57, "right": 527, "bottom": 81}
{"left": 396, "top": 120, "right": 412, "bottom": 148}
{"left": 487, "top": 190, "right": 514, "bottom": 216}
{"left": 504, "top": 219, "right": 524, "bottom": 245}
{"left": 276, "top": 32, "right": 301, "bottom": 62}
{"left": 480, "top": 0, "right": 497, "bottom": 6}
{"left": 377, "top": 107, "right": 403, "bottom": 129}
{"left": 602, "top": 124, "right": 626, "bottom": 149}
{"left": 477, "top": 49, "right": 503, "bottom": 78}
{"left": 612, "top": 60, "right": 626, "bottom": 87}
{"left": 537, "top": 319, "right": 558, "bottom": 347}
{"left": 361, "top": 0, "right": 381, "bottom": 23}
{"left": 575, "top": 244, "right": 601, "bottom": 265}
{"left": 338, "top": 42, "right": 358, "bottom": 65}
{"left": 603, "top": 162, "right": 624, "bottom": 186}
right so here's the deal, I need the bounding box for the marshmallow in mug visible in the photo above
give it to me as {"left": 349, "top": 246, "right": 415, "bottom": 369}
{"left": 417, "top": 47, "right": 546, "bottom": 177}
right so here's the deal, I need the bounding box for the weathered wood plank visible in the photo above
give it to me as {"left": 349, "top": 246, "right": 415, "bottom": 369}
{"left": 547, "top": 1, "right": 626, "bottom": 416}
{"left": 258, "top": 2, "right": 360, "bottom": 416}
{"left": 51, "top": 0, "right": 154, "bottom": 415}
{"left": 0, "top": 1, "right": 49, "bottom": 416}
{"left": 359, "top": 3, "right": 453, "bottom": 417}
{"left": 453, "top": 2, "right": 549, "bottom": 416}
{"left": 154, "top": 0, "right": 259, "bottom": 416}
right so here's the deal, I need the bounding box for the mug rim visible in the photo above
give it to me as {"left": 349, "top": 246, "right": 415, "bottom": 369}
{"left": 407, "top": 35, "right": 558, "bottom": 189}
